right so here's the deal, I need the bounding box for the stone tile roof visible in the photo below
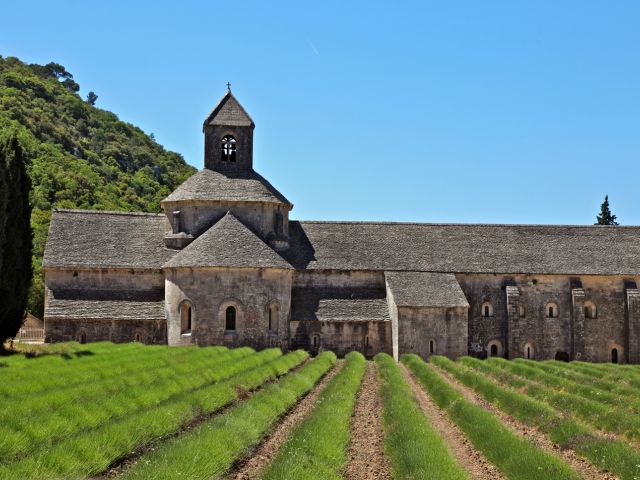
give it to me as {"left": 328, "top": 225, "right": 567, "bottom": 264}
{"left": 291, "top": 287, "right": 389, "bottom": 322}
{"left": 45, "top": 289, "right": 165, "bottom": 320}
{"left": 43, "top": 209, "right": 176, "bottom": 269}
{"left": 164, "top": 212, "right": 292, "bottom": 269}
{"left": 385, "top": 272, "right": 469, "bottom": 308}
{"left": 203, "top": 91, "right": 254, "bottom": 128}
{"left": 283, "top": 221, "right": 640, "bottom": 276}
{"left": 161, "top": 169, "right": 292, "bottom": 206}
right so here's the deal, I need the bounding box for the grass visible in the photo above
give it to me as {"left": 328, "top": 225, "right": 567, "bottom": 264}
{"left": 485, "top": 357, "right": 640, "bottom": 442}
{"left": 375, "top": 353, "right": 468, "bottom": 480}
{"left": 0, "top": 347, "right": 308, "bottom": 479}
{"left": 402, "top": 354, "right": 581, "bottom": 480}
{"left": 118, "top": 351, "right": 337, "bottom": 480}
{"left": 440, "top": 356, "right": 640, "bottom": 480}
{"left": 262, "top": 351, "right": 366, "bottom": 480}
{"left": 0, "top": 346, "right": 260, "bottom": 460}
{"left": 512, "top": 358, "right": 640, "bottom": 414}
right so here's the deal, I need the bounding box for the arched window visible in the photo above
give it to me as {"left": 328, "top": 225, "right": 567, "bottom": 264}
{"left": 611, "top": 347, "right": 619, "bottom": 364}
{"left": 546, "top": 303, "right": 558, "bottom": 318}
{"left": 524, "top": 342, "right": 534, "bottom": 360}
{"left": 268, "top": 303, "right": 278, "bottom": 332}
{"left": 221, "top": 135, "right": 237, "bottom": 162}
{"left": 311, "top": 334, "right": 320, "bottom": 348}
{"left": 481, "top": 302, "right": 494, "bottom": 318}
{"left": 79, "top": 331, "right": 86, "bottom": 344}
{"left": 225, "top": 306, "right": 236, "bottom": 330}
{"left": 429, "top": 339, "right": 436, "bottom": 354}
{"left": 134, "top": 332, "right": 141, "bottom": 343}
{"left": 584, "top": 301, "right": 597, "bottom": 319}
{"left": 180, "top": 302, "right": 193, "bottom": 334}
{"left": 364, "top": 336, "right": 369, "bottom": 348}
{"left": 487, "top": 340, "right": 502, "bottom": 358}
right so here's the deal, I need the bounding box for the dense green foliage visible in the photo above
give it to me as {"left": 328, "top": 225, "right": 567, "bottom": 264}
{"left": 0, "top": 56, "right": 196, "bottom": 317}
{"left": 263, "top": 351, "right": 366, "bottom": 480}
{"left": 595, "top": 194, "right": 619, "bottom": 225}
{"left": 444, "top": 356, "right": 640, "bottom": 480}
{"left": 402, "top": 354, "right": 581, "bottom": 480}
{"left": 375, "top": 353, "right": 468, "bottom": 480}
{"left": 121, "top": 351, "right": 337, "bottom": 480}
{"left": 0, "top": 134, "right": 32, "bottom": 344}
{"left": 0, "top": 343, "right": 309, "bottom": 479}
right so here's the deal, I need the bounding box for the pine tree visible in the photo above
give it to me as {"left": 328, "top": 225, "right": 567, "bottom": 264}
{"left": 595, "top": 195, "right": 619, "bottom": 225}
{"left": 0, "top": 135, "right": 33, "bottom": 347}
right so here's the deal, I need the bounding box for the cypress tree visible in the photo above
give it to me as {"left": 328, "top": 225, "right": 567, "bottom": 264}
{"left": 0, "top": 135, "right": 33, "bottom": 347}
{"left": 0, "top": 140, "right": 7, "bottom": 278}
{"left": 595, "top": 195, "right": 619, "bottom": 225}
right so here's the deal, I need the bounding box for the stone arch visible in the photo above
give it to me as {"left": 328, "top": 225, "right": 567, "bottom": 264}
{"left": 78, "top": 330, "right": 87, "bottom": 344}
{"left": 609, "top": 342, "right": 623, "bottom": 364}
{"left": 584, "top": 301, "right": 597, "bottom": 319}
{"left": 218, "top": 299, "right": 243, "bottom": 332}
{"left": 555, "top": 351, "right": 570, "bottom": 362}
{"left": 487, "top": 339, "right": 503, "bottom": 358}
{"left": 133, "top": 331, "right": 142, "bottom": 343}
{"left": 545, "top": 302, "right": 559, "bottom": 318}
{"left": 481, "top": 301, "right": 494, "bottom": 318}
{"left": 523, "top": 341, "right": 535, "bottom": 360}
{"left": 429, "top": 338, "right": 436, "bottom": 355}
{"left": 179, "top": 299, "right": 194, "bottom": 335}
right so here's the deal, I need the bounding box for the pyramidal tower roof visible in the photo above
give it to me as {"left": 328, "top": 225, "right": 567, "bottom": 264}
{"left": 164, "top": 211, "right": 292, "bottom": 269}
{"left": 203, "top": 90, "right": 254, "bottom": 129}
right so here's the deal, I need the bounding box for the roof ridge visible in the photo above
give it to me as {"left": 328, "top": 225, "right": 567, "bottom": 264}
{"left": 295, "top": 219, "right": 640, "bottom": 229}
{"left": 53, "top": 208, "right": 165, "bottom": 218}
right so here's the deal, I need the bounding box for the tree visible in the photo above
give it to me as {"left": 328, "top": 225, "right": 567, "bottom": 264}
{"left": 595, "top": 195, "right": 619, "bottom": 225}
{"left": 43, "top": 62, "right": 73, "bottom": 81}
{"left": 62, "top": 78, "right": 80, "bottom": 92}
{"left": 0, "top": 135, "right": 33, "bottom": 348}
{"left": 86, "top": 91, "right": 98, "bottom": 106}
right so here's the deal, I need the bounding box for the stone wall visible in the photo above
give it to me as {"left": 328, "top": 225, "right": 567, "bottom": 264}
{"left": 165, "top": 266, "right": 292, "bottom": 350}
{"left": 162, "top": 200, "right": 289, "bottom": 241}
{"left": 289, "top": 319, "right": 391, "bottom": 358}
{"left": 44, "top": 268, "right": 166, "bottom": 344}
{"left": 45, "top": 318, "right": 166, "bottom": 344}
{"left": 394, "top": 306, "right": 468, "bottom": 360}
{"left": 458, "top": 273, "right": 639, "bottom": 362}
{"left": 45, "top": 268, "right": 164, "bottom": 292}
{"left": 289, "top": 270, "right": 391, "bottom": 357}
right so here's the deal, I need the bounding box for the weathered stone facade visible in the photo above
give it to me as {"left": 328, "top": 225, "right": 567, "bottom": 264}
{"left": 42, "top": 90, "right": 640, "bottom": 363}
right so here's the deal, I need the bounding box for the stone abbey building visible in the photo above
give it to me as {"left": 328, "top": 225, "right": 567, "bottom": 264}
{"left": 43, "top": 91, "right": 640, "bottom": 363}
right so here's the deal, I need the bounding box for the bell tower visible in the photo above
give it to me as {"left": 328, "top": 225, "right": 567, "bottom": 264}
{"left": 203, "top": 85, "right": 255, "bottom": 173}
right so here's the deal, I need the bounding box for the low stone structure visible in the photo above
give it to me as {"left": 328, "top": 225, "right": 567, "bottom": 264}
{"left": 43, "top": 90, "right": 640, "bottom": 363}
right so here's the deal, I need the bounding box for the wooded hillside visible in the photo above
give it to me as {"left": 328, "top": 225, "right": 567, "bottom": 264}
{"left": 0, "top": 56, "right": 196, "bottom": 317}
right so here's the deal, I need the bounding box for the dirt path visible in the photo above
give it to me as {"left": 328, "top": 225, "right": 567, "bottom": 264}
{"left": 228, "top": 359, "right": 343, "bottom": 480}
{"left": 345, "top": 361, "right": 392, "bottom": 480}
{"left": 432, "top": 364, "right": 618, "bottom": 480}
{"left": 399, "top": 364, "right": 505, "bottom": 479}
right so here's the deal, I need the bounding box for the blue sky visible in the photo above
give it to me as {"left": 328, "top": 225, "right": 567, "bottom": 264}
{"left": 2, "top": 1, "right": 639, "bottom": 224}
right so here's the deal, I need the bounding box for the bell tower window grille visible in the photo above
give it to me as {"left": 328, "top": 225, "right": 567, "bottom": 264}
{"left": 221, "top": 135, "right": 237, "bottom": 162}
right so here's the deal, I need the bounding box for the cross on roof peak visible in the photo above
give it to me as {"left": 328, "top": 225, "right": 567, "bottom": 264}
{"left": 226, "top": 82, "right": 231, "bottom": 92}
